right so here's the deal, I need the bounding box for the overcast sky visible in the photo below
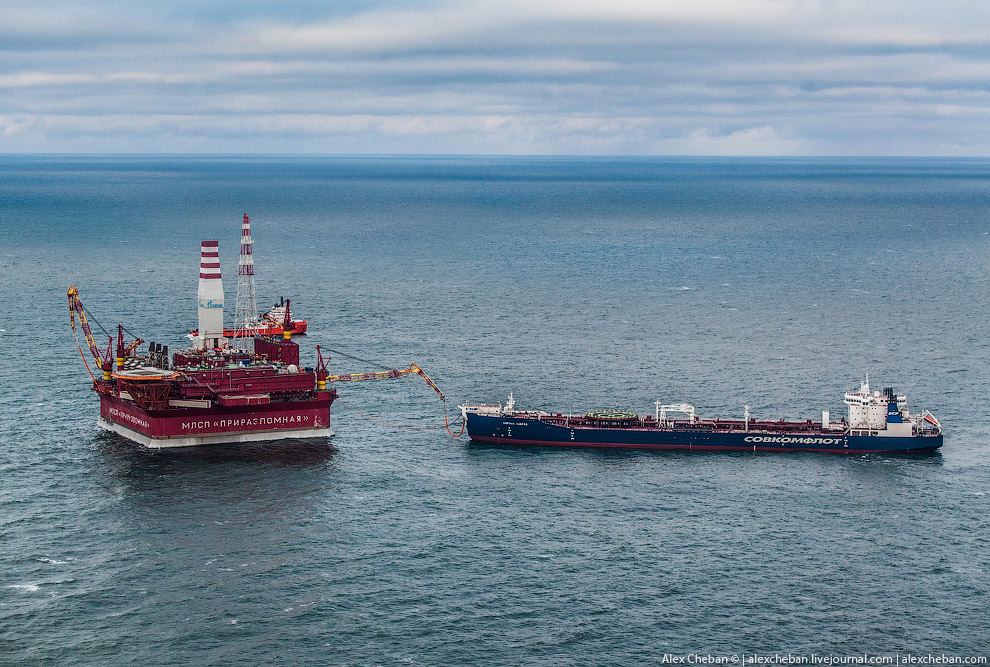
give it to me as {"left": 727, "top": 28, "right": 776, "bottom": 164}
{"left": 3, "top": 0, "right": 990, "bottom": 155}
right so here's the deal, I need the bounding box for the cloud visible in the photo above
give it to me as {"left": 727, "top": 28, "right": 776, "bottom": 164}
{"left": 673, "top": 125, "right": 810, "bottom": 156}
{"left": 0, "top": 73, "right": 96, "bottom": 88}
{"left": 2, "top": 0, "right": 990, "bottom": 154}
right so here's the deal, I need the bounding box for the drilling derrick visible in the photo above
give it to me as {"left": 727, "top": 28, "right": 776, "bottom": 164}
{"left": 234, "top": 213, "right": 258, "bottom": 341}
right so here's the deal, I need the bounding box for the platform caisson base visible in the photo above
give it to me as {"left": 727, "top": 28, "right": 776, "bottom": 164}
{"left": 98, "top": 417, "right": 333, "bottom": 448}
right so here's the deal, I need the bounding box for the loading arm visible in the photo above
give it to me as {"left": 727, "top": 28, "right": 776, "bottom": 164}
{"left": 326, "top": 362, "right": 445, "bottom": 400}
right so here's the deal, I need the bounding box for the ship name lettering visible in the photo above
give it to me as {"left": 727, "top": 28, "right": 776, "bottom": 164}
{"left": 201, "top": 415, "right": 309, "bottom": 429}
{"left": 180, "top": 414, "right": 311, "bottom": 432}
{"left": 109, "top": 407, "right": 149, "bottom": 428}
{"left": 744, "top": 436, "right": 838, "bottom": 445}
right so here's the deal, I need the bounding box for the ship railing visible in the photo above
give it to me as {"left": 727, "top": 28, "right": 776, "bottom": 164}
{"left": 656, "top": 402, "right": 696, "bottom": 428}
{"left": 911, "top": 412, "right": 942, "bottom": 436}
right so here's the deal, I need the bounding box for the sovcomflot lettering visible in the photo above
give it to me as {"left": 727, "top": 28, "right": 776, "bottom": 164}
{"left": 744, "top": 436, "right": 840, "bottom": 445}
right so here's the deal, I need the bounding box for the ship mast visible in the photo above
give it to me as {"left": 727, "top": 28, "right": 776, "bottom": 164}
{"left": 234, "top": 213, "right": 258, "bottom": 342}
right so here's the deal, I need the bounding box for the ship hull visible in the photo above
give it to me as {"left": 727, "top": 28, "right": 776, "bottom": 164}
{"left": 188, "top": 320, "right": 308, "bottom": 339}
{"left": 98, "top": 392, "right": 333, "bottom": 449}
{"left": 465, "top": 413, "right": 942, "bottom": 454}
{"left": 223, "top": 320, "right": 307, "bottom": 338}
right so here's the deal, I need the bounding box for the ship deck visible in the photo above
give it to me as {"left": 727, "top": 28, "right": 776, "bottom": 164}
{"left": 515, "top": 412, "right": 847, "bottom": 436}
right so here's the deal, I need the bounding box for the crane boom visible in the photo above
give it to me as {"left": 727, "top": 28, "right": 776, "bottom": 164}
{"left": 69, "top": 286, "right": 143, "bottom": 381}
{"left": 326, "top": 362, "right": 445, "bottom": 400}
{"left": 67, "top": 285, "right": 106, "bottom": 369}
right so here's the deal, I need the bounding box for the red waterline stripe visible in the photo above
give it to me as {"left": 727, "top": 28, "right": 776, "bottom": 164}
{"left": 467, "top": 436, "right": 936, "bottom": 454}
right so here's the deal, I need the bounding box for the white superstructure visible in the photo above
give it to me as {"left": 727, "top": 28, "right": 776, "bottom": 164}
{"left": 843, "top": 376, "right": 916, "bottom": 436}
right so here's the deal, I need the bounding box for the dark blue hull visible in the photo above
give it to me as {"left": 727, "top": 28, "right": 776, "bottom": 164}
{"left": 465, "top": 413, "right": 942, "bottom": 454}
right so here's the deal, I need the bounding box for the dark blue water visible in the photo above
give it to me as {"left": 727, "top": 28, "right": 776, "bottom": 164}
{"left": 1, "top": 156, "right": 988, "bottom": 664}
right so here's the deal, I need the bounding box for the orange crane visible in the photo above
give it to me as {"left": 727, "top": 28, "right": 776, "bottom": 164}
{"left": 68, "top": 286, "right": 143, "bottom": 381}
{"left": 115, "top": 323, "right": 146, "bottom": 372}
{"left": 68, "top": 285, "right": 113, "bottom": 380}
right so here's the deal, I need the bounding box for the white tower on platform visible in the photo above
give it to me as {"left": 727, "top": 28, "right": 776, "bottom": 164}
{"left": 234, "top": 213, "right": 258, "bottom": 337}
{"left": 194, "top": 240, "right": 226, "bottom": 349}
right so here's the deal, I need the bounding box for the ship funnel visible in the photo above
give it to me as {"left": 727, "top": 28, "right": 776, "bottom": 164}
{"left": 195, "top": 240, "right": 226, "bottom": 349}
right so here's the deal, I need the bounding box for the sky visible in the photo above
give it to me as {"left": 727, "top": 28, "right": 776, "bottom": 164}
{"left": 2, "top": 0, "right": 990, "bottom": 156}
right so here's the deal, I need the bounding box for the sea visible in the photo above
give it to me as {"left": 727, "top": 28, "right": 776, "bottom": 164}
{"left": 0, "top": 156, "right": 988, "bottom": 665}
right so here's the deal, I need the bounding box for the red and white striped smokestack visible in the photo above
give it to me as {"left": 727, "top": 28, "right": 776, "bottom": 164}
{"left": 196, "top": 240, "right": 225, "bottom": 349}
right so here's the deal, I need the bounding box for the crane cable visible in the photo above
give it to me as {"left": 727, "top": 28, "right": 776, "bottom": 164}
{"left": 320, "top": 346, "right": 395, "bottom": 371}
{"left": 69, "top": 324, "right": 95, "bottom": 382}
{"left": 79, "top": 299, "right": 142, "bottom": 344}
{"left": 80, "top": 302, "right": 111, "bottom": 339}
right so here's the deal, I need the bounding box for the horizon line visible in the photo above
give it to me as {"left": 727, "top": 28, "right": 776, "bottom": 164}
{"left": 1, "top": 152, "right": 988, "bottom": 160}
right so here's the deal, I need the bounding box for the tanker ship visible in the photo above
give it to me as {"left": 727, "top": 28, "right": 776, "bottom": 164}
{"left": 68, "top": 238, "right": 335, "bottom": 448}
{"left": 460, "top": 379, "right": 943, "bottom": 454}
